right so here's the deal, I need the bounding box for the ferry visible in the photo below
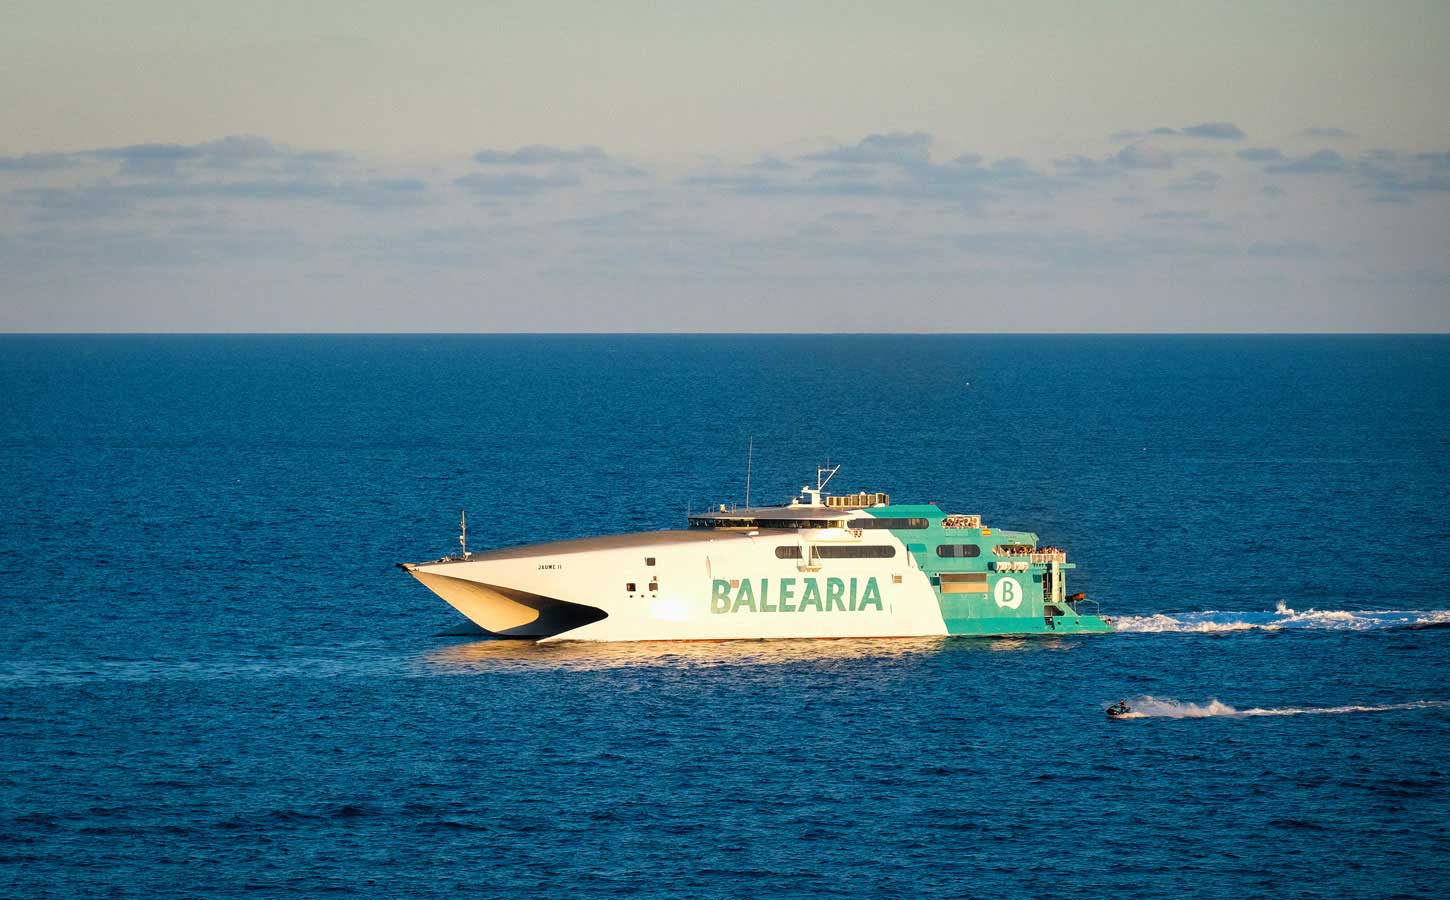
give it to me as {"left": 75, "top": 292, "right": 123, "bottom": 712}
{"left": 400, "top": 466, "right": 1112, "bottom": 642}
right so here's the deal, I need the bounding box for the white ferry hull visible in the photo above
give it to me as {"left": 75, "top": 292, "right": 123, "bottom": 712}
{"left": 404, "top": 529, "right": 950, "bottom": 642}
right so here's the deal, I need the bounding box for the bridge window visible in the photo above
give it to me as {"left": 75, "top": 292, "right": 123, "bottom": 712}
{"left": 758, "top": 519, "right": 843, "bottom": 529}
{"left": 691, "top": 516, "right": 844, "bottom": 529}
{"left": 848, "top": 517, "right": 929, "bottom": 530}
{"left": 936, "top": 544, "right": 981, "bottom": 558}
{"left": 815, "top": 545, "right": 896, "bottom": 559}
{"left": 775, "top": 546, "right": 803, "bottom": 559}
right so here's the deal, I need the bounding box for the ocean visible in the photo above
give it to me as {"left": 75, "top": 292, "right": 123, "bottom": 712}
{"left": 2, "top": 335, "right": 1448, "bottom": 898}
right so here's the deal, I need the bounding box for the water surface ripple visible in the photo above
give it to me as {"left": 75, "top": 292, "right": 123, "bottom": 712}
{"left": 2, "top": 335, "right": 1448, "bottom": 899}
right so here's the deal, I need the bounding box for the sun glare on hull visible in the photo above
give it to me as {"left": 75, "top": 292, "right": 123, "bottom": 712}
{"left": 407, "top": 569, "right": 607, "bottom": 638}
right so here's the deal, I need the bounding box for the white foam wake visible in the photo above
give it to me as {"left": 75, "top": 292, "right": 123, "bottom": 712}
{"left": 1114, "top": 696, "right": 1450, "bottom": 719}
{"left": 1113, "top": 601, "right": 1450, "bottom": 633}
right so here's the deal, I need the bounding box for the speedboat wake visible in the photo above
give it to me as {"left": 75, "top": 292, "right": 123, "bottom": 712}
{"left": 1111, "top": 696, "right": 1450, "bottom": 720}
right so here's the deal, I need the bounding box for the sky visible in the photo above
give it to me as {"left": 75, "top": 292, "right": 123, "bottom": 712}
{"left": 1, "top": 0, "right": 1447, "bottom": 332}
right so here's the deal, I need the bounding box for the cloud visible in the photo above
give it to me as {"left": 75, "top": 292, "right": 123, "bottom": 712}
{"left": 1245, "top": 240, "right": 1325, "bottom": 258}
{"left": 1143, "top": 210, "right": 1226, "bottom": 229}
{"left": 13, "top": 186, "right": 134, "bottom": 221}
{"left": 1116, "top": 142, "right": 1173, "bottom": 170}
{"left": 1265, "top": 149, "right": 1346, "bottom": 174}
{"left": 1146, "top": 209, "right": 1211, "bottom": 221}
{"left": 822, "top": 211, "right": 875, "bottom": 223}
{"left": 453, "top": 172, "right": 580, "bottom": 196}
{"left": 73, "top": 135, "right": 348, "bottom": 178}
{"left": 91, "top": 142, "right": 200, "bottom": 176}
{"left": 1236, "top": 147, "right": 1283, "bottom": 162}
{"left": 1299, "top": 127, "right": 1354, "bottom": 139}
{"left": 1168, "top": 170, "right": 1223, "bottom": 192}
{"left": 14, "top": 177, "right": 428, "bottom": 221}
{"left": 0, "top": 152, "right": 78, "bottom": 172}
{"left": 468, "top": 144, "right": 645, "bottom": 178}
{"left": 682, "top": 145, "right": 1064, "bottom": 210}
{"left": 1355, "top": 160, "right": 1450, "bottom": 197}
{"left": 1053, "top": 155, "right": 1119, "bottom": 178}
{"left": 473, "top": 145, "right": 608, "bottom": 165}
{"left": 810, "top": 164, "right": 877, "bottom": 181}
{"left": 189, "top": 135, "right": 346, "bottom": 170}
{"left": 1113, "top": 123, "right": 1244, "bottom": 142}
{"left": 1182, "top": 122, "right": 1246, "bottom": 140}
{"left": 804, "top": 132, "right": 933, "bottom": 166}
{"left": 214, "top": 178, "right": 426, "bottom": 207}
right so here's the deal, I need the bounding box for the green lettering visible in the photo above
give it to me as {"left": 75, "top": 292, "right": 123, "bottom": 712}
{"left": 798, "top": 579, "right": 823, "bottom": 612}
{"left": 711, "top": 580, "right": 732, "bottom": 614}
{"left": 850, "top": 578, "right": 859, "bottom": 611}
{"left": 779, "top": 578, "right": 796, "bottom": 612}
{"left": 732, "top": 579, "right": 757, "bottom": 613}
{"left": 760, "top": 578, "right": 777, "bottom": 612}
{"left": 826, "top": 578, "right": 846, "bottom": 611}
{"left": 860, "top": 577, "right": 883, "bottom": 611}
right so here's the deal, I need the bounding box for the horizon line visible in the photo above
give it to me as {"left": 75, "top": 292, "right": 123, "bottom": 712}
{"left": 1, "top": 331, "right": 1446, "bottom": 338}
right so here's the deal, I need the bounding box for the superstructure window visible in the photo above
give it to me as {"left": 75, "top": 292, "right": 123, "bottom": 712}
{"left": 775, "top": 546, "right": 803, "bottom": 559}
{"left": 938, "top": 572, "right": 988, "bottom": 594}
{"left": 815, "top": 545, "right": 896, "bottom": 559}
{"left": 848, "top": 517, "right": 929, "bottom": 530}
{"left": 645, "top": 557, "right": 656, "bottom": 566}
{"left": 689, "top": 517, "right": 843, "bottom": 529}
{"left": 759, "top": 519, "right": 844, "bottom": 529}
{"left": 935, "top": 544, "right": 982, "bottom": 558}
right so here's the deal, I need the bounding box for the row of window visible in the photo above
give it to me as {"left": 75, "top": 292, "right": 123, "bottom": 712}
{"left": 848, "top": 517, "right": 930, "bottom": 530}
{"left": 773, "top": 543, "right": 983, "bottom": 559}
{"left": 688, "top": 518, "right": 843, "bottom": 529}
{"left": 935, "top": 544, "right": 982, "bottom": 558}
{"left": 689, "top": 516, "right": 935, "bottom": 530}
{"left": 775, "top": 545, "right": 897, "bottom": 559}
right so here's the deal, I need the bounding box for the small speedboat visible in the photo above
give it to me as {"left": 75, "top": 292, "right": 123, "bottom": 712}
{"left": 1106, "top": 701, "right": 1132, "bottom": 719}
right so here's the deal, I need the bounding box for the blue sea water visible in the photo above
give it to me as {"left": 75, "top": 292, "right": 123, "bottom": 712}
{"left": 1, "top": 334, "right": 1448, "bottom": 899}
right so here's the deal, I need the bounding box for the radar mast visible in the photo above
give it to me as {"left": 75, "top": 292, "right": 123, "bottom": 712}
{"left": 798, "top": 463, "right": 840, "bottom": 507}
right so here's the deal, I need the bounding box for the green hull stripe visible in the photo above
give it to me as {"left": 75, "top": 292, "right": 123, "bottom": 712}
{"left": 941, "top": 615, "right": 1114, "bottom": 636}
{"left": 863, "top": 504, "right": 1101, "bottom": 635}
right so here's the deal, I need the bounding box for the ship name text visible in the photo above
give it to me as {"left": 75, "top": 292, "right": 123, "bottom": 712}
{"left": 710, "top": 577, "right": 883, "bottom": 614}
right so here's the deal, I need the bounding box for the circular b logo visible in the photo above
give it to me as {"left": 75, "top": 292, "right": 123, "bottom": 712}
{"left": 993, "top": 577, "right": 1023, "bottom": 610}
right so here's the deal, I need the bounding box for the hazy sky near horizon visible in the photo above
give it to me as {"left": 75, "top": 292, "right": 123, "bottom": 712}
{"left": 2, "top": 0, "right": 1448, "bottom": 331}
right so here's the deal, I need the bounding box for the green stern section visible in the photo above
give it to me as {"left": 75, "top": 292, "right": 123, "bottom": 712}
{"left": 867, "top": 504, "right": 1113, "bottom": 637}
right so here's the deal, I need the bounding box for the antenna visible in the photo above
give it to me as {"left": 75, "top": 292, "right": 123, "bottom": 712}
{"left": 817, "top": 463, "right": 840, "bottom": 492}
{"left": 798, "top": 462, "right": 841, "bottom": 508}
{"left": 459, "top": 509, "right": 470, "bottom": 559}
{"left": 745, "top": 435, "right": 753, "bottom": 510}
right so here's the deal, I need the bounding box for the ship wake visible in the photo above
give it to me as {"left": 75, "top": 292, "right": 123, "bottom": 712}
{"left": 1114, "top": 696, "right": 1450, "bottom": 719}
{"left": 1113, "top": 601, "right": 1450, "bottom": 634}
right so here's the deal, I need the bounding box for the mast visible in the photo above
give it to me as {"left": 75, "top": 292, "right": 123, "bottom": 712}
{"left": 817, "top": 463, "right": 839, "bottom": 493}
{"left": 799, "top": 463, "right": 841, "bottom": 507}
{"left": 459, "top": 509, "right": 469, "bottom": 559}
